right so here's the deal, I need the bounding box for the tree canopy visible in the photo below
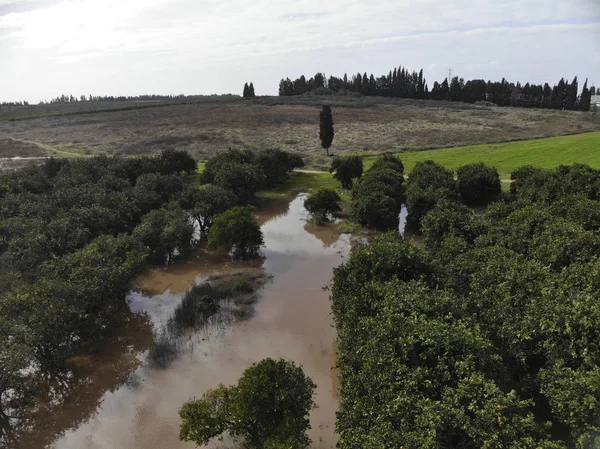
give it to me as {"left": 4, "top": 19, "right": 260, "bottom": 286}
{"left": 179, "top": 358, "right": 316, "bottom": 449}
{"left": 329, "top": 156, "right": 363, "bottom": 189}
{"left": 332, "top": 162, "right": 600, "bottom": 448}
{"left": 207, "top": 206, "right": 264, "bottom": 260}
{"left": 304, "top": 187, "right": 341, "bottom": 223}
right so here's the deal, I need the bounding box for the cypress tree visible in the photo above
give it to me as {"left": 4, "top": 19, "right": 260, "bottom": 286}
{"left": 566, "top": 76, "right": 578, "bottom": 110}
{"left": 319, "top": 105, "right": 334, "bottom": 156}
{"left": 580, "top": 79, "right": 591, "bottom": 111}
{"left": 249, "top": 82, "right": 255, "bottom": 97}
{"left": 243, "top": 83, "right": 249, "bottom": 98}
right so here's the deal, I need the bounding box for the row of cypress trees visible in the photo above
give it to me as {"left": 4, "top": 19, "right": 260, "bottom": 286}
{"left": 279, "top": 67, "right": 596, "bottom": 111}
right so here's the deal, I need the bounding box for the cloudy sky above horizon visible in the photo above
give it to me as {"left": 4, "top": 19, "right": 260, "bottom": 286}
{"left": 0, "top": 0, "right": 599, "bottom": 103}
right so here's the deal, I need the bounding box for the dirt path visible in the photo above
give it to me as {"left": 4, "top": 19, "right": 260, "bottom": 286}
{"left": 9, "top": 138, "right": 89, "bottom": 158}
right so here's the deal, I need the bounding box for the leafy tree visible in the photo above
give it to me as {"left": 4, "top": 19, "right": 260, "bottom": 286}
{"left": 208, "top": 206, "right": 263, "bottom": 260}
{"left": 304, "top": 187, "right": 341, "bottom": 223}
{"left": 185, "top": 185, "right": 238, "bottom": 237}
{"left": 405, "top": 160, "right": 458, "bottom": 229}
{"left": 179, "top": 358, "right": 316, "bottom": 449}
{"left": 132, "top": 207, "right": 194, "bottom": 264}
{"left": 158, "top": 149, "right": 197, "bottom": 174}
{"left": 319, "top": 105, "right": 334, "bottom": 156}
{"left": 456, "top": 162, "right": 501, "bottom": 205}
{"left": 369, "top": 153, "right": 404, "bottom": 175}
{"left": 421, "top": 199, "right": 485, "bottom": 250}
{"left": 329, "top": 156, "right": 363, "bottom": 189}
{"left": 256, "top": 149, "right": 304, "bottom": 187}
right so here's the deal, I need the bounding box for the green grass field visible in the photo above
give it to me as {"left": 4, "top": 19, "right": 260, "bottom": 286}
{"left": 364, "top": 131, "right": 600, "bottom": 179}
{"left": 257, "top": 171, "right": 349, "bottom": 199}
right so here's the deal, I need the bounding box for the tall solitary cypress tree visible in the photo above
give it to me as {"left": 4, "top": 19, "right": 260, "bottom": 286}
{"left": 319, "top": 105, "right": 334, "bottom": 156}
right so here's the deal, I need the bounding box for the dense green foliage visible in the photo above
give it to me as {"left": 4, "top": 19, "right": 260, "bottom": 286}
{"left": 456, "top": 162, "right": 501, "bottom": 205}
{"left": 405, "top": 160, "right": 458, "bottom": 230}
{"left": 207, "top": 206, "right": 264, "bottom": 260}
{"left": 200, "top": 148, "right": 303, "bottom": 202}
{"left": 183, "top": 184, "right": 238, "bottom": 237}
{"left": 351, "top": 154, "right": 404, "bottom": 230}
{"left": 304, "top": 187, "right": 341, "bottom": 223}
{"left": 329, "top": 156, "right": 363, "bottom": 189}
{"left": 0, "top": 152, "right": 198, "bottom": 421}
{"left": 333, "top": 163, "right": 600, "bottom": 448}
{"left": 179, "top": 358, "right": 316, "bottom": 449}
{"left": 319, "top": 105, "right": 334, "bottom": 155}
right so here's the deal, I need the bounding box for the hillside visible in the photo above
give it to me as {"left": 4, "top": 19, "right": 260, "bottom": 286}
{"left": 0, "top": 96, "right": 598, "bottom": 167}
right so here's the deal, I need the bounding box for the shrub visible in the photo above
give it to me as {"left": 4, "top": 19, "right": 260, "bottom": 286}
{"left": 329, "top": 156, "right": 363, "bottom": 189}
{"left": 351, "top": 155, "right": 404, "bottom": 230}
{"left": 456, "top": 163, "right": 501, "bottom": 205}
{"left": 208, "top": 206, "right": 263, "bottom": 260}
{"left": 304, "top": 187, "right": 341, "bottom": 223}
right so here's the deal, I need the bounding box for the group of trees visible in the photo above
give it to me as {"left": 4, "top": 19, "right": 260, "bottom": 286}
{"left": 279, "top": 67, "right": 597, "bottom": 111}
{"left": 242, "top": 82, "right": 256, "bottom": 98}
{"left": 332, "top": 161, "right": 600, "bottom": 448}
{"left": 1, "top": 94, "right": 237, "bottom": 108}
{"left": 0, "top": 150, "right": 198, "bottom": 425}
{"left": 0, "top": 147, "right": 303, "bottom": 431}
{"left": 200, "top": 148, "right": 304, "bottom": 203}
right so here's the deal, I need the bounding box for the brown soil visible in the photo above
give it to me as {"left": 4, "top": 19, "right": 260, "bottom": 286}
{"left": 0, "top": 97, "right": 597, "bottom": 165}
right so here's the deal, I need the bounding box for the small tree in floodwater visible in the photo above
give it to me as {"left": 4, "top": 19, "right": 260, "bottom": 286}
{"left": 179, "top": 358, "right": 316, "bottom": 449}
{"left": 319, "top": 105, "right": 334, "bottom": 156}
{"left": 304, "top": 187, "right": 341, "bottom": 224}
{"left": 207, "top": 206, "right": 263, "bottom": 260}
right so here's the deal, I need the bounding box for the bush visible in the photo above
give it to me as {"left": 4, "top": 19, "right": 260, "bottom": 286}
{"left": 456, "top": 163, "right": 501, "bottom": 205}
{"left": 329, "top": 156, "right": 363, "bottom": 189}
{"left": 421, "top": 200, "right": 477, "bottom": 250}
{"left": 351, "top": 155, "right": 404, "bottom": 230}
{"left": 208, "top": 206, "right": 263, "bottom": 260}
{"left": 304, "top": 187, "right": 341, "bottom": 222}
{"left": 405, "top": 161, "right": 458, "bottom": 230}
{"left": 256, "top": 149, "right": 304, "bottom": 187}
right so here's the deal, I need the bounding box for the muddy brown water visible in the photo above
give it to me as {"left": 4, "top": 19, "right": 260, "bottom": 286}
{"left": 14, "top": 193, "right": 350, "bottom": 449}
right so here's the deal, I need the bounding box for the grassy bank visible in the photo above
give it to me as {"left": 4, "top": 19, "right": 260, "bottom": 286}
{"left": 256, "top": 171, "right": 348, "bottom": 199}
{"left": 364, "top": 131, "right": 600, "bottom": 178}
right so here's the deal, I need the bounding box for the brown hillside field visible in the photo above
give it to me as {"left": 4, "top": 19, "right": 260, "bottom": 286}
{"left": 1, "top": 96, "right": 598, "bottom": 168}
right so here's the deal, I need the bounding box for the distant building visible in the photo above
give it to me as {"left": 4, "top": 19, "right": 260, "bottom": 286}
{"left": 592, "top": 95, "right": 600, "bottom": 111}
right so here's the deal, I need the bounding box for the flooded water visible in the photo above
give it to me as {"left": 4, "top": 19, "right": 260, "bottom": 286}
{"left": 17, "top": 193, "right": 350, "bottom": 449}
{"left": 0, "top": 156, "right": 48, "bottom": 172}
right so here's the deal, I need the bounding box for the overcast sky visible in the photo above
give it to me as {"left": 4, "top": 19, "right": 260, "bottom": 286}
{"left": 0, "top": 0, "right": 599, "bottom": 103}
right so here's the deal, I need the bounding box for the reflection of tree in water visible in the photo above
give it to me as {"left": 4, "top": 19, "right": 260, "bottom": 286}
{"left": 255, "top": 197, "right": 291, "bottom": 226}
{"left": 6, "top": 310, "right": 153, "bottom": 449}
{"left": 147, "top": 272, "right": 267, "bottom": 371}
{"left": 303, "top": 221, "right": 340, "bottom": 248}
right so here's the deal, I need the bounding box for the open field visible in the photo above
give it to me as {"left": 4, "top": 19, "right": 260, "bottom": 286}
{"left": 365, "top": 131, "right": 600, "bottom": 178}
{"left": 253, "top": 132, "right": 600, "bottom": 199}
{"left": 0, "top": 96, "right": 598, "bottom": 165}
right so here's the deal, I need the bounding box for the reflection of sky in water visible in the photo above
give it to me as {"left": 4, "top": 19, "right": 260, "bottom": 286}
{"left": 262, "top": 194, "right": 346, "bottom": 276}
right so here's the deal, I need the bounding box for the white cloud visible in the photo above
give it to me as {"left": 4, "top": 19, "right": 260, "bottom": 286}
{"left": 0, "top": 0, "right": 598, "bottom": 101}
